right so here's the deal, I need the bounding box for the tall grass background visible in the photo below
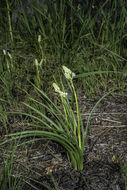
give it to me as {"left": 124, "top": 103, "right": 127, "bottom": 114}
{"left": 0, "top": 0, "right": 126, "bottom": 101}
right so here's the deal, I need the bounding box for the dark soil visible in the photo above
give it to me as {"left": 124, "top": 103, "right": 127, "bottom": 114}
{"left": 0, "top": 91, "right": 127, "bottom": 190}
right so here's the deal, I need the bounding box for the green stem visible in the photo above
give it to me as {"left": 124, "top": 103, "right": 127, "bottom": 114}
{"left": 70, "top": 79, "right": 81, "bottom": 149}
{"left": 6, "top": 0, "right": 13, "bottom": 42}
{"left": 97, "top": 20, "right": 105, "bottom": 41}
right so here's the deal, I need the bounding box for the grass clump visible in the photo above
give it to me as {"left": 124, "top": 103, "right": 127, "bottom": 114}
{"left": 4, "top": 66, "right": 85, "bottom": 170}
{"left": 0, "top": 143, "right": 25, "bottom": 190}
{"left": 0, "top": 0, "right": 126, "bottom": 98}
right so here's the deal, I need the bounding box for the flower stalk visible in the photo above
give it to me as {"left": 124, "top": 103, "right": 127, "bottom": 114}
{"left": 62, "top": 66, "right": 82, "bottom": 149}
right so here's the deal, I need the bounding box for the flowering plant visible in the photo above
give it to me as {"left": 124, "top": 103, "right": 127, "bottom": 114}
{"left": 5, "top": 66, "right": 85, "bottom": 170}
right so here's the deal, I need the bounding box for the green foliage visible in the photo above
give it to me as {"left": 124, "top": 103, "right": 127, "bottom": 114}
{"left": 4, "top": 66, "right": 85, "bottom": 170}
{"left": 120, "top": 161, "right": 127, "bottom": 190}
{"left": 2, "top": 66, "right": 124, "bottom": 172}
{"left": 0, "top": 143, "right": 25, "bottom": 190}
{"left": 0, "top": 0, "right": 126, "bottom": 188}
{"left": 0, "top": 0, "right": 126, "bottom": 98}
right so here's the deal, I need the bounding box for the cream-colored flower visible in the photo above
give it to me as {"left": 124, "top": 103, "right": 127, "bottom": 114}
{"left": 3, "top": 49, "right": 6, "bottom": 55}
{"left": 62, "top": 66, "right": 71, "bottom": 74}
{"left": 62, "top": 65, "right": 75, "bottom": 80}
{"left": 38, "top": 35, "right": 41, "bottom": 43}
{"left": 53, "top": 83, "right": 60, "bottom": 92}
{"left": 53, "top": 83, "right": 67, "bottom": 97}
{"left": 59, "top": 91, "right": 68, "bottom": 97}
{"left": 34, "top": 59, "right": 39, "bottom": 67}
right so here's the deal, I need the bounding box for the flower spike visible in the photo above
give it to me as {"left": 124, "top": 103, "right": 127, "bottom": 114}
{"left": 53, "top": 83, "right": 68, "bottom": 97}
{"left": 62, "top": 66, "right": 76, "bottom": 80}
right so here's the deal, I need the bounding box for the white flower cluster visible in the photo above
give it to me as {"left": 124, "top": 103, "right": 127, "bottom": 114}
{"left": 34, "top": 58, "right": 44, "bottom": 67}
{"left": 53, "top": 83, "right": 68, "bottom": 98}
{"left": 34, "top": 59, "right": 39, "bottom": 67}
{"left": 38, "top": 35, "right": 41, "bottom": 43}
{"left": 62, "top": 66, "right": 76, "bottom": 80}
{"left": 53, "top": 66, "right": 76, "bottom": 97}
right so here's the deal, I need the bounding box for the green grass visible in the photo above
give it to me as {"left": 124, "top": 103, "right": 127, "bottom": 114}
{"left": 0, "top": 0, "right": 127, "bottom": 188}
{"left": 120, "top": 160, "right": 127, "bottom": 190}
{"left": 0, "top": 142, "right": 25, "bottom": 190}
{"left": 0, "top": 0, "right": 126, "bottom": 100}
{"left": 3, "top": 68, "right": 85, "bottom": 170}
